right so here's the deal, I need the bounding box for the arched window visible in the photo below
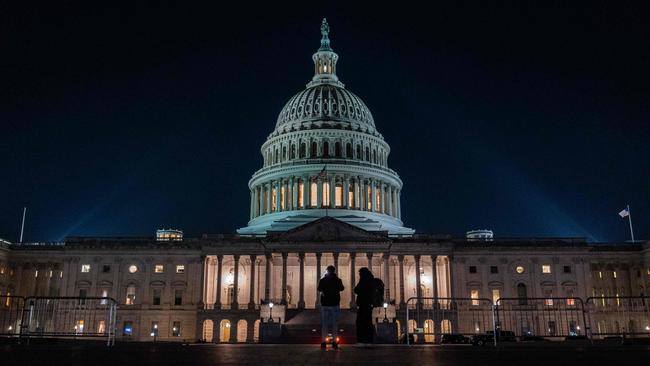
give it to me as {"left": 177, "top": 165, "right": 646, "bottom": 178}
{"left": 517, "top": 283, "right": 528, "bottom": 305}
{"left": 441, "top": 319, "right": 452, "bottom": 334}
{"left": 274, "top": 149, "right": 279, "bottom": 164}
{"left": 311, "top": 142, "right": 318, "bottom": 158}
{"left": 323, "top": 141, "right": 329, "bottom": 157}
{"left": 202, "top": 319, "right": 214, "bottom": 342}
{"left": 372, "top": 149, "right": 377, "bottom": 164}
{"left": 236, "top": 320, "right": 248, "bottom": 343}
{"left": 346, "top": 142, "right": 352, "bottom": 158}
{"left": 290, "top": 144, "right": 296, "bottom": 159}
{"left": 365, "top": 147, "right": 370, "bottom": 161}
{"left": 299, "top": 143, "right": 306, "bottom": 158}
{"left": 334, "top": 142, "right": 341, "bottom": 158}
{"left": 219, "top": 320, "right": 231, "bottom": 342}
{"left": 424, "top": 319, "right": 435, "bottom": 342}
{"left": 253, "top": 319, "right": 261, "bottom": 343}
{"left": 356, "top": 145, "right": 361, "bottom": 159}
{"left": 282, "top": 146, "right": 287, "bottom": 162}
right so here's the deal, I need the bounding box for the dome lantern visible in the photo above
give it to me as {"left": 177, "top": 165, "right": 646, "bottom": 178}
{"left": 308, "top": 18, "right": 344, "bottom": 88}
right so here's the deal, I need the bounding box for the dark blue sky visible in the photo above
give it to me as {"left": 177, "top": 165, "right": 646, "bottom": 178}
{"left": 1, "top": 2, "right": 648, "bottom": 242}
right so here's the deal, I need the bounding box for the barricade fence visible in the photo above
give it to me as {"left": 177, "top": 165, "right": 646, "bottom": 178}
{"left": 585, "top": 296, "right": 650, "bottom": 339}
{"left": 0, "top": 296, "right": 117, "bottom": 346}
{"left": 404, "top": 296, "right": 650, "bottom": 345}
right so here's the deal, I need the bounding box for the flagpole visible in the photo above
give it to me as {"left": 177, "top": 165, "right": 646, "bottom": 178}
{"left": 19, "top": 207, "right": 26, "bottom": 243}
{"left": 627, "top": 204, "right": 635, "bottom": 243}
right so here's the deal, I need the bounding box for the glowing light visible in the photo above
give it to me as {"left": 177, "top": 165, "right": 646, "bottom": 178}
{"left": 269, "top": 302, "right": 274, "bottom": 308}
{"left": 383, "top": 302, "right": 388, "bottom": 309}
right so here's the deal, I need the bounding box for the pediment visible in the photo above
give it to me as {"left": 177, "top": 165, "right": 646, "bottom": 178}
{"left": 270, "top": 217, "right": 390, "bottom": 242}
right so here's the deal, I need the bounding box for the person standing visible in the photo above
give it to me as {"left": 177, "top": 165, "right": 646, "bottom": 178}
{"left": 318, "top": 265, "right": 344, "bottom": 348}
{"left": 354, "top": 267, "right": 375, "bottom": 346}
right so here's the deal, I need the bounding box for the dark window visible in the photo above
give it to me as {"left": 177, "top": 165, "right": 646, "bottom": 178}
{"left": 323, "top": 141, "right": 329, "bottom": 157}
{"left": 490, "top": 266, "right": 498, "bottom": 274}
{"left": 517, "top": 283, "right": 528, "bottom": 305}
{"left": 563, "top": 266, "right": 572, "bottom": 274}
{"left": 79, "top": 288, "right": 87, "bottom": 304}
{"left": 174, "top": 290, "right": 183, "bottom": 306}
{"left": 102, "top": 265, "right": 111, "bottom": 273}
{"left": 299, "top": 143, "right": 306, "bottom": 158}
{"left": 311, "top": 142, "right": 318, "bottom": 157}
{"left": 335, "top": 142, "right": 341, "bottom": 157}
{"left": 346, "top": 143, "right": 352, "bottom": 158}
{"left": 152, "top": 289, "right": 161, "bottom": 306}
{"left": 172, "top": 321, "right": 181, "bottom": 337}
{"left": 469, "top": 266, "right": 477, "bottom": 274}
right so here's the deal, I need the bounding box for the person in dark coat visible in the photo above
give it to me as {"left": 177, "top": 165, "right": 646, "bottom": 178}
{"left": 317, "top": 265, "right": 344, "bottom": 347}
{"left": 354, "top": 267, "right": 375, "bottom": 345}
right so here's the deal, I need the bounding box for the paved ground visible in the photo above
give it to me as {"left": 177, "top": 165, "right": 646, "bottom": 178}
{"left": 1, "top": 342, "right": 649, "bottom": 365}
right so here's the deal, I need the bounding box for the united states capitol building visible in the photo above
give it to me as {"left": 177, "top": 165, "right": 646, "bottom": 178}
{"left": 1, "top": 20, "right": 648, "bottom": 343}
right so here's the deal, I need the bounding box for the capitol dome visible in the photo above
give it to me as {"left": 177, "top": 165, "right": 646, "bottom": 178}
{"left": 238, "top": 19, "right": 414, "bottom": 237}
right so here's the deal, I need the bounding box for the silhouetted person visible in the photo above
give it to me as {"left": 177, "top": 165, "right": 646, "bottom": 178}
{"left": 354, "top": 267, "right": 375, "bottom": 345}
{"left": 318, "top": 265, "right": 344, "bottom": 348}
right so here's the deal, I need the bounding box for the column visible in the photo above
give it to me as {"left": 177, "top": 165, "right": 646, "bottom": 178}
{"left": 381, "top": 183, "right": 386, "bottom": 214}
{"left": 317, "top": 178, "right": 323, "bottom": 208}
{"left": 215, "top": 255, "right": 223, "bottom": 309}
{"left": 358, "top": 177, "right": 365, "bottom": 210}
{"left": 333, "top": 252, "right": 339, "bottom": 273}
{"left": 329, "top": 175, "right": 336, "bottom": 207}
{"left": 387, "top": 186, "right": 393, "bottom": 216}
{"left": 354, "top": 177, "right": 360, "bottom": 210}
{"left": 281, "top": 253, "right": 288, "bottom": 305}
{"left": 302, "top": 176, "right": 310, "bottom": 208}
{"left": 415, "top": 255, "right": 422, "bottom": 307}
{"left": 248, "top": 255, "right": 256, "bottom": 309}
{"left": 430, "top": 255, "right": 439, "bottom": 307}
{"left": 274, "top": 181, "right": 281, "bottom": 212}
{"left": 383, "top": 253, "right": 391, "bottom": 301}
{"left": 283, "top": 179, "right": 289, "bottom": 211}
{"left": 398, "top": 255, "right": 405, "bottom": 307}
{"left": 249, "top": 190, "right": 254, "bottom": 220}
{"left": 315, "top": 252, "right": 322, "bottom": 307}
{"left": 349, "top": 253, "right": 356, "bottom": 308}
{"left": 198, "top": 256, "right": 207, "bottom": 307}
{"left": 266, "top": 182, "right": 272, "bottom": 214}
{"left": 292, "top": 177, "right": 298, "bottom": 210}
{"left": 371, "top": 179, "right": 377, "bottom": 212}
{"left": 343, "top": 175, "right": 350, "bottom": 209}
{"left": 298, "top": 253, "right": 305, "bottom": 309}
{"left": 264, "top": 253, "right": 272, "bottom": 302}
{"left": 232, "top": 255, "right": 240, "bottom": 309}
{"left": 256, "top": 186, "right": 262, "bottom": 216}
{"left": 397, "top": 189, "right": 402, "bottom": 219}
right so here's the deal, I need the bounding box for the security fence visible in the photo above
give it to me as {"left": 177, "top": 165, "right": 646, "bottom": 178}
{"left": 0, "top": 296, "right": 25, "bottom": 337}
{"left": 0, "top": 296, "right": 117, "bottom": 346}
{"left": 405, "top": 297, "right": 495, "bottom": 345}
{"left": 495, "top": 297, "right": 587, "bottom": 339}
{"left": 585, "top": 296, "right": 650, "bottom": 339}
{"left": 405, "top": 296, "right": 650, "bottom": 345}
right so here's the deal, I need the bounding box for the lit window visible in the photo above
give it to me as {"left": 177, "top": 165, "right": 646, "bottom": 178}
{"left": 81, "top": 264, "right": 91, "bottom": 273}
{"left": 176, "top": 265, "right": 185, "bottom": 274}
{"left": 516, "top": 266, "right": 525, "bottom": 274}
{"left": 123, "top": 321, "right": 133, "bottom": 336}
{"left": 155, "top": 265, "right": 164, "bottom": 273}
{"left": 470, "top": 289, "right": 480, "bottom": 306}
{"left": 310, "top": 182, "right": 317, "bottom": 207}
{"left": 0, "top": 267, "right": 4, "bottom": 274}
{"left": 172, "top": 321, "right": 181, "bottom": 337}
{"left": 75, "top": 319, "right": 84, "bottom": 334}
{"left": 100, "top": 290, "right": 108, "bottom": 305}
{"left": 544, "top": 290, "right": 553, "bottom": 306}
{"left": 128, "top": 265, "right": 138, "bottom": 273}
{"left": 542, "top": 265, "right": 551, "bottom": 274}
{"left": 126, "top": 285, "right": 136, "bottom": 305}
{"left": 34, "top": 270, "right": 38, "bottom": 278}
{"left": 566, "top": 298, "right": 575, "bottom": 306}
{"left": 492, "top": 289, "right": 501, "bottom": 305}
{"left": 98, "top": 320, "right": 106, "bottom": 334}
{"left": 323, "top": 181, "right": 330, "bottom": 206}
{"left": 6, "top": 293, "right": 11, "bottom": 306}
{"left": 598, "top": 271, "right": 602, "bottom": 279}
{"left": 335, "top": 185, "right": 342, "bottom": 207}
{"left": 613, "top": 271, "right": 617, "bottom": 279}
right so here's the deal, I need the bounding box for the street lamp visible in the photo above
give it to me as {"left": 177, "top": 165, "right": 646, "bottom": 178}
{"left": 268, "top": 302, "right": 274, "bottom": 322}
{"left": 383, "top": 302, "right": 388, "bottom": 322}
{"left": 151, "top": 324, "right": 158, "bottom": 342}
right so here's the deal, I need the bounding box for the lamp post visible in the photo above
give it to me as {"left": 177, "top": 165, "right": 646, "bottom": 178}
{"left": 383, "top": 302, "right": 388, "bottom": 322}
{"left": 268, "top": 302, "right": 274, "bottom": 323}
{"left": 150, "top": 323, "right": 158, "bottom": 342}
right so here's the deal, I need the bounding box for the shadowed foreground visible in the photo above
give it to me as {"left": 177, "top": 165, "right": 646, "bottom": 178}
{"left": 1, "top": 342, "right": 649, "bottom": 366}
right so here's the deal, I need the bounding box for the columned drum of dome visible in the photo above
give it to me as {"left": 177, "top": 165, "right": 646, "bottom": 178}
{"left": 238, "top": 19, "right": 414, "bottom": 237}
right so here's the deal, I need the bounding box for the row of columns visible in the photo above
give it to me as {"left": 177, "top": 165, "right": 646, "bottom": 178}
{"left": 249, "top": 175, "right": 401, "bottom": 220}
{"left": 207, "top": 253, "right": 444, "bottom": 310}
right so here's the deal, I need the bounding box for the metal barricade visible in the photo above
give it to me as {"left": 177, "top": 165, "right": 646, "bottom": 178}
{"left": 0, "top": 296, "right": 25, "bottom": 338}
{"left": 495, "top": 297, "right": 586, "bottom": 340}
{"left": 585, "top": 296, "right": 650, "bottom": 339}
{"left": 405, "top": 297, "right": 495, "bottom": 345}
{"left": 21, "top": 296, "right": 117, "bottom": 346}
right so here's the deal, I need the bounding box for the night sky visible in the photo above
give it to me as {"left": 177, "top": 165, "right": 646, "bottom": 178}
{"left": 1, "top": 3, "right": 648, "bottom": 242}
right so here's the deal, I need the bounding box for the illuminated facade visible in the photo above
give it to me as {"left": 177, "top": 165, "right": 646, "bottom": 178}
{"left": 0, "top": 20, "right": 648, "bottom": 343}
